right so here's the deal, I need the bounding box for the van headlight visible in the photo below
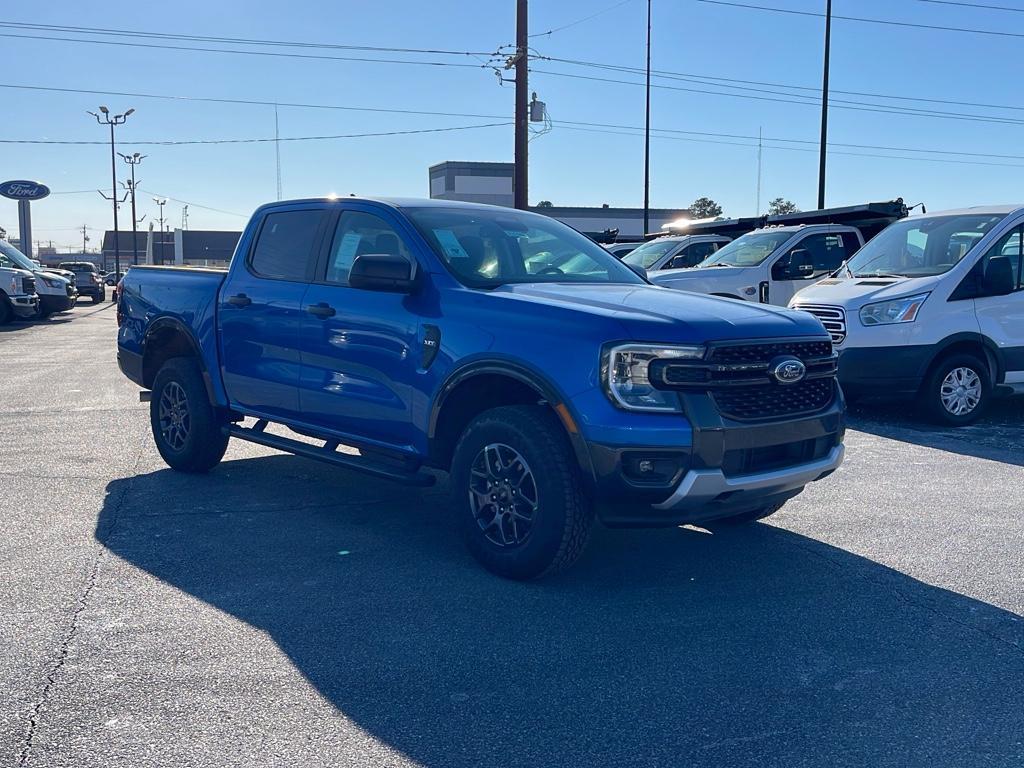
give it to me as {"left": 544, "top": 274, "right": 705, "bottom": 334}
{"left": 601, "top": 343, "right": 704, "bottom": 412}
{"left": 39, "top": 276, "right": 65, "bottom": 289}
{"left": 859, "top": 293, "right": 929, "bottom": 326}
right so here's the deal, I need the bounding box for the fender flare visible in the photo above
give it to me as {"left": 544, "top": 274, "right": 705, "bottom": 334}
{"left": 428, "top": 359, "right": 596, "bottom": 483}
{"left": 142, "top": 316, "right": 217, "bottom": 400}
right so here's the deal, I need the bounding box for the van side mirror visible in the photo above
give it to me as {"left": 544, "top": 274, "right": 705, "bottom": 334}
{"left": 348, "top": 253, "right": 415, "bottom": 292}
{"left": 983, "top": 255, "right": 1014, "bottom": 297}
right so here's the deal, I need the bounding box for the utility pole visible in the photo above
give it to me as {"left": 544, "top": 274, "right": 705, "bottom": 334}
{"left": 756, "top": 126, "right": 763, "bottom": 215}
{"left": 643, "top": 0, "right": 652, "bottom": 235}
{"left": 80, "top": 224, "right": 90, "bottom": 255}
{"left": 274, "top": 104, "right": 282, "bottom": 201}
{"left": 89, "top": 106, "right": 134, "bottom": 277}
{"left": 817, "top": 0, "right": 831, "bottom": 210}
{"left": 153, "top": 197, "right": 168, "bottom": 264}
{"left": 181, "top": 205, "right": 189, "bottom": 231}
{"left": 514, "top": 0, "right": 528, "bottom": 210}
{"left": 119, "top": 151, "right": 145, "bottom": 265}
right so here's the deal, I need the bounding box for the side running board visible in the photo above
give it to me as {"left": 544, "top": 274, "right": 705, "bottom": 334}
{"left": 224, "top": 421, "right": 435, "bottom": 487}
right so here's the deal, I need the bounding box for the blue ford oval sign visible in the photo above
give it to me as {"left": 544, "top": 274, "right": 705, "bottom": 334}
{"left": 770, "top": 355, "right": 807, "bottom": 385}
{"left": 0, "top": 180, "right": 50, "bottom": 201}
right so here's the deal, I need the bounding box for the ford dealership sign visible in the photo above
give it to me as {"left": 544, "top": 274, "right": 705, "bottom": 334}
{"left": 0, "top": 180, "right": 50, "bottom": 201}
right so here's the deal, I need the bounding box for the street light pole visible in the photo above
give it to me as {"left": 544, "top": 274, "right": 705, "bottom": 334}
{"left": 119, "top": 152, "right": 145, "bottom": 266}
{"left": 153, "top": 197, "right": 168, "bottom": 264}
{"left": 817, "top": 0, "right": 832, "bottom": 210}
{"left": 89, "top": 106, "right": 134, "bottom": 277}
{"left": 643, "top": 0, "right": 652, "bottom": 235}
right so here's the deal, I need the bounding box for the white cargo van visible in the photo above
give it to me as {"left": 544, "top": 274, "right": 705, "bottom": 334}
{"left": 650, "top": 224, "right": 864, "bottom": 306}
{"left": 790, "top": 205, "right": 1024, "bottom": 425}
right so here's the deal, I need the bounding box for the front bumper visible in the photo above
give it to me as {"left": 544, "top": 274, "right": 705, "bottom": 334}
{"left": 837, "top": 344, "right": 932, "bottom": 397}
{"left": 10, "top": 294, "right": 39, "bottom": 317}
{"left": 39, "top": 293, "right": 76, "bottom": 313}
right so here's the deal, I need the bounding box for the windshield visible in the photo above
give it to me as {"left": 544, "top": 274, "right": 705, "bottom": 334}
{"left": 622, "top": 239, "right": 680, "bottom": 269}
{"left": 405, "top": 207, "right": 644, "bottom": 287}
{"left": 0, "top": 240, "right": 37, "bottom": 271}
{"left": 846, "top": 213, "right": 1007, "bottom": 278}
{"left": 699, "top": 230, "right": 794, "bottom": 267}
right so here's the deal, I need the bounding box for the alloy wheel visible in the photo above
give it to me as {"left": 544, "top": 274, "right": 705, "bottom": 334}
{"left": 940, "top": 366, "right": 982, "bottom": 416}
{"left": 158, "top": 381, "right": 191, "bottom": 450}
{"left": 468, "top": 443, "right": 539, "bottom": 547}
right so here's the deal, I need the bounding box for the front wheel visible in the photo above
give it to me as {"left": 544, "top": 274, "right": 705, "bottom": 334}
{"left": 150, "top": 357, "right": 229, "bottom": 472}
{"left": 0, "top": 298, "right": 12, "bottom": 325}
{"left": 92, "top": 293, "right": 103, "bottom": 304}
{"left": 921, "top": 353, "right": 990, "bottom": 426}
{"left": 450, "top": 405, "right": 593, "bottom": 580}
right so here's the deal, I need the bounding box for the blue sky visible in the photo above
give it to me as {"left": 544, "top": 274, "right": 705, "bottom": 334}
{"left": 3, "top": 0, "right": 1024, "bottom": 249}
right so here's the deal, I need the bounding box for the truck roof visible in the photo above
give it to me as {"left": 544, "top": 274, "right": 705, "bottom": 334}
{"left": 908, "top": 204, "right": 1024, "bottom": 219}
{"left": 259, "top": 196, "right": 519, "bottom": 214}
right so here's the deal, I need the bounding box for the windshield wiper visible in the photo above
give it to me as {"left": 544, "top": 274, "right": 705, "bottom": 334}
{"left": 852, "top": 272, "right": 905, "bottom": 279}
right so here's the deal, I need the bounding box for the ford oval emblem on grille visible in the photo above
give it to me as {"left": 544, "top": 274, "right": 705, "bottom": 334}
{"left": 769, "top": 355, "right": 806, "bottom": 385}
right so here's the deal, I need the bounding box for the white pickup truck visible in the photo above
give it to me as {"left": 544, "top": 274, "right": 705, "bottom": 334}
{"left": 0, "top": 254, "right": 38, "bottom": 323}
{"left": 650, "top": 224, "right": 864, "bottom": 307}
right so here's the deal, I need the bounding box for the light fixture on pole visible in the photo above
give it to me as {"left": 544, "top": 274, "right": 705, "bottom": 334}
{"left": 153, "top": 197, "right": 168, "bottom": 264}
{"left": 89, "top": 106, "right": 134, "bottom": 277}
{"left": 119, "top": 152, "right": 146, "bottom": 266}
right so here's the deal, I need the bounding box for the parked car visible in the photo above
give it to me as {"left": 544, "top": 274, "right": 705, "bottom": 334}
{"left": 790, "top": 205, "right": 1024, "bottom": 425}
{"left": 622, "top": 234, "right": 731, "bottom": 272}
{"left": 0, "top": 253, "right": 38, "bottom": 324}
{"left": 0, "top": 241, "right": 76, "bottom": 317}
{"left": 117, "top": 197, "right": 845, "bottom": 579}
{"left": 650, "top": 225, "right": 865, "bottom": 306}
{"left": 58, "top": 261, "right": 105, "bottom": 303}
{"left": 105, "top": 270, "right": 125, "bottom": 287}
{"left": 604, "top": 242, "right": 643, "bottom": 258}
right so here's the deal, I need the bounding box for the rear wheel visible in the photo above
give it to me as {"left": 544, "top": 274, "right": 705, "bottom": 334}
{"left": 92, "top": 293, "right": 103, "bottom": 304}
{"left": 450, "top": 405, "right": 593, "bottom": 580}
{"left": 150, "top": 357, "right": 229, "bottom": 472}
{"left": 921, "top": 353, "right": 990, "bottom": 426}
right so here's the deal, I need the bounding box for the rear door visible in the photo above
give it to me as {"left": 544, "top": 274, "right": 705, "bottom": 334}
{"left": 972, "top": 222, "right": 1024, "bottom": 385}
{"left": 769, "top": 230, "right": 858, "bottom": 306}
{"left": 298, "top": 204, "right": 424, "bottom": 451}
{"left": 218, "top": 206, "right": 328, "bottom": 421}
{"left": 665, "top": 239, "right": 722, "bottom": 270}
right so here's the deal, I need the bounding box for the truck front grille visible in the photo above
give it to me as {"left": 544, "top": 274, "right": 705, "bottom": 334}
{"left": 793, "top": 304, "right": 846, "bottom": 345}
{"left": 649, "top": 337, "right": 838, "bottom": 422}
{"left": 712, "top": 378, "right": 835, "bottom": 421}
{"left": 22, "top": 276, "right": 35, "bottom": 294}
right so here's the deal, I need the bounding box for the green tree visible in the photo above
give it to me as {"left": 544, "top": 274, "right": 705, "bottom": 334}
{"left": 768, "top": 197, "right": 800, "bottom": 215}
{"left": 688, "top": 197, "right": 723, "bottom": 218}
{"left": 536, "top": 200, "right": 554, "bottom": 208}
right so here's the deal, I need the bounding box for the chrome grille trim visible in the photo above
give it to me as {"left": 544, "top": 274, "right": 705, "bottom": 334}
{"left": 794, "top": 303, "right": 847, "bottom": 345}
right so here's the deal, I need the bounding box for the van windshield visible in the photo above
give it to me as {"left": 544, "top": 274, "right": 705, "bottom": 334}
{"left": 0, "top": 240, "right": 36, "bottom": 271}
{"left": 846, "top": 213, "right": 1007, "bottom": 278}
{"left": 698, "top": 230, "right": 793, "bottom": 267}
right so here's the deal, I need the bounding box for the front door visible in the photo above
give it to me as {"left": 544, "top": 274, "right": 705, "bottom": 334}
{"left": 973, "top": 223, "right": 1024, "bottom": 384}
{"left": 298, "top": 205, "right": 424, "bottom": 451}
{"left": 219, "top": 207, "right": 327, "bottom": 421}
{"left": 769, "top": 231, "right": 859, "bottom": 306}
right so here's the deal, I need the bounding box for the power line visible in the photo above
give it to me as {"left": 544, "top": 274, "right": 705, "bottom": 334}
{"left": 916, "top": 0, "right": 1024, "bottom": 11}
{"left": 695, "top": 0, "right": 1024, "bottom": 39}
{"left": 0, "top": 31, "right": 496, "bottom": 69}
{"left": 0, "top": 122, "right": 510, "bottom": 146}
{"left": 530, "top": 0, "right": 636, "bottom": 37}
{"left": 531, "top": 68, "right": 1024, "bottom": 127}
{"left": 135, "top": 188, "right": 247, "bottom": 218}
{"left": 0, "top": 20, "right": 500, "bottom": 56}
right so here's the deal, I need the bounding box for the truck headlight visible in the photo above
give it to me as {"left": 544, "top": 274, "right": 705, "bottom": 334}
{"left": 859, "top": 293, "right": 929, "bottom": 326}
{"left": 602, "top": 343, "right": 704, "bottom": 412}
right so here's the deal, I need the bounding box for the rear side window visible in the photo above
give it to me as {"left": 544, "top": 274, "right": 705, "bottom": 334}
{"left": 250, "top": 210, "right": 323, "bottom": 281}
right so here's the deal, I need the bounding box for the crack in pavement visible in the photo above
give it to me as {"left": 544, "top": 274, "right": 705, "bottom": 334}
{"left": 17, "top": 446, "right": 143, "bottom": 767}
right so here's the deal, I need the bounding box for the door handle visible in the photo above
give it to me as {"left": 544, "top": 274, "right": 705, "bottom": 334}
{"left": 227, "top": 293, "right": 251, "bottom": 307}
{"left": 307, "top": 302, "right": 336, "bottom": 318}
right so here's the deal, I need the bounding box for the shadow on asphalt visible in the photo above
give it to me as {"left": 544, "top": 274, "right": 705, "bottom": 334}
{"left": 97, "top": 454, "right": 1024, "bottom": 767}
{"left": 848, "top": 397, "right": 1024, "bottom": 466}
{"left": 0, "top": 303, "right": 114, "bottom": 333}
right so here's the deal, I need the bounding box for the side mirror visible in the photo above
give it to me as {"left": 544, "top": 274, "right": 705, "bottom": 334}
{"left": 983, "top": 255, "right": 1014, "bottom": 297}
{"left": 348, "top": 252, "right": 415, "bottom": 292}
{"left": 785, "top": 249, "right": 815, "bottom": 278}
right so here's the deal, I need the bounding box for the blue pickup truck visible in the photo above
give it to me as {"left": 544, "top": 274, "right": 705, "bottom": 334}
{"left": 117, "top": 197, "right": 845, "bottom": 578}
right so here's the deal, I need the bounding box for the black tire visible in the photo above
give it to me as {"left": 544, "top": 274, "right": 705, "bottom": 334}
{"left": 450, "top": 405, "right": 593, "bottom": 580}
{"left": 0, "top": 297, "right": 11, "bottom": 325}
{"left": 709, "top": 501, "right": 786, "bottom": 527}
{"left": 37, "top": 306, "right": 51, "bottom": 319}
{"left": 92, "top": 292, "right": 103, "bottom": 304}
{"left": 920, "top": 353, "right": 990, "bottom": 426}
{"left": 150, "top": 357, "right": 229, "bottom": 472}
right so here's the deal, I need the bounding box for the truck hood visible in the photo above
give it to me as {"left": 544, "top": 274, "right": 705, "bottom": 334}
{"left": 792, "top": 274, "right": 942, "bottom": 309}
{"left": 493, "top": 283, "right": 826, "bottom": 342}
{"left": 648, "top": 264, "right": 753, "bottom": 285}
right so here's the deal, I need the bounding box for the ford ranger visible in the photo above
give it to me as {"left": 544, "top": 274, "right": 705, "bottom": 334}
{"left": 117, "top": 198, "right": 845, "bottom": 579}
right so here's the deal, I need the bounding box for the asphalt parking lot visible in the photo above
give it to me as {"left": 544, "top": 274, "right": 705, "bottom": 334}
{"left": 2, "top": 304, "right": 1023, "bottom": 768}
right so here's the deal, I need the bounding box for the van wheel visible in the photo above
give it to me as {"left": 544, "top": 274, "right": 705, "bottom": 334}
{"left": 450, "top": 405, "right": 593, "bottom": 580}
{"left": 150, "top": 357, "right": 229, "bottom": 472}
{"left": 921, "top": 353, "right": 990, "bottom": 426}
